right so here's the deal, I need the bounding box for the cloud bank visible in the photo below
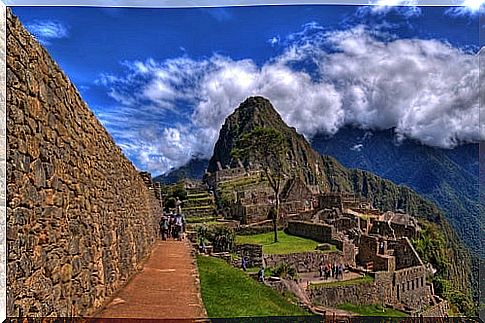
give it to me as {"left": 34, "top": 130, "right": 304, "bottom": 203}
{"left": 98, "top": 25, "right": 481, "bottom": 175}
{"left": 25, "top": 20, "right": 69, "bottom": 45}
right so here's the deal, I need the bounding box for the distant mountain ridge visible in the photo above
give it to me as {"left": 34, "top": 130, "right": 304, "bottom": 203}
{"left": 153, "top": 158, "right": 207, "bottom": 184}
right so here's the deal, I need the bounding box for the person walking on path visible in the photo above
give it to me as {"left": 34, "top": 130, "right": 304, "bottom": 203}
{"left": 174, "top": 213, "right": 184, "bottom": 240}
{"left": 167, "top": 212, "right": 173, "bottom": 239}
{"left": 159, "top": 216, "right": 169, "bottom": 241}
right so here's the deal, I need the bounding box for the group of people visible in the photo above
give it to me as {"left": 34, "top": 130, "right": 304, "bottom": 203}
{"left": 159, "top": 212, "right": 186, "bottom": 241}
{"left": 319, "top": 262, "right": 345, "bottom": 280}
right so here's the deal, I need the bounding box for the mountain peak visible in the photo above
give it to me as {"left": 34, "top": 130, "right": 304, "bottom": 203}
{"left": 207, "top": 97, "right": 324, "bottom": 185}
{"left": 237, "top": 96, "right": 276, "bottom": 113}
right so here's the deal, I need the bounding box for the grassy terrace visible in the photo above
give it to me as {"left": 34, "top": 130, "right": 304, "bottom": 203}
{"left": 310, "top": 275, "right": 374, "bottom": 288}
{"left": 336, "top": 304, "right": 408, "bottom": 317}
{"left": 197, "top": 255, "right": 311, "bottom": 318}
{"left": 182, "top": 205, "right": 214, "bottom": 210}
{"left": 187, "top": 193, "right": 212, "bottom": 198}
{"left": 236, "top": 230, "right": 327, "bottom": 255}
{"left": 185, "top": 216, "right": 220, "bottom": 224}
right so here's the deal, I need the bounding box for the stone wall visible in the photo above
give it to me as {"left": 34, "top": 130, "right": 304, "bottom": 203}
{"left": 420, "top": 298, "right": 448, "bottom": 317}
{"left": 309, "top": 267, "right": 433, "bottom": 312}
{"left": 264, "top": 251, "right": 348, "bottom": 273}
{"left": 393, "top": 266, "right": 431, "bottom": 310}
{"left": 369, "top": 220, "right": 417, "bottom": 239}
{"left": 6, "top": 11, "right": 162, "bottom": 317}
{"left": 286, "top": 221, "right": 334, "bottom": 244}
{"left": 308, "top": 275, "right": 391, "bottom": 307}
{"left": 233, "top": 243, "right": 263, "bottom": 268}
{"left": 387, "top": 238, "right": 422, "bottom": 270}
{"left": 235, "top": 201, "right": 306, "bottom": 224}
{"left": 356, "top": 235, "right": 395, "bottom": 271}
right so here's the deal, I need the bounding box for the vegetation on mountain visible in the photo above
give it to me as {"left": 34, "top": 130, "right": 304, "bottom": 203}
{"left": 154, "top": 158, "right": 208, "bottom": 184}
{"left": 232, "top": 127, "right": 288, "bottom": 242}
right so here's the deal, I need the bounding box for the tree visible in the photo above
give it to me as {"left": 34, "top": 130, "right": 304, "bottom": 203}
{"left": 231, "top": 127, "right": 288, "bottom": 243}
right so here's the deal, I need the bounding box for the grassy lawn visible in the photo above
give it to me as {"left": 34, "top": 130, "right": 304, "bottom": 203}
{"left": 236, "top": 230, "right": 321, "bottom": 255}
{"left": 310, "top": 275, "right": 374, "bottom": 288}
{"left": 197, "top": 255, "right": 311, "bottom": 318}
{"left": 336, "top": 303, "right": 409, "bottom": 317}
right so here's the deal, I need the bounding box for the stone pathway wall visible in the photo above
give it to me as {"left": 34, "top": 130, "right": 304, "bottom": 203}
{"left": 6, "top": 10, "right": 161, "bottom": 317}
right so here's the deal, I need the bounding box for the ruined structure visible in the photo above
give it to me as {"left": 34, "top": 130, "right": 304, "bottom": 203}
{"left": 7, "top": 11, "right": 162, "bottom": 316}
{"left": 205, "top": 164, "right": 319, "bottom": 224}
{"left": 283, "top": 192, "right": 446, "bottom": 316}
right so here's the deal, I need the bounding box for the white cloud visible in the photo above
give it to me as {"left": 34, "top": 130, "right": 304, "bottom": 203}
{"left": 445, "top": 0, "right": 484, "bottom": 16}
{"left": 351, "top": 144, "right": 364, "bottom": 152}
{"left": 356, "top": 0, "right": 422, "bottom": 17}
{"left": 97, "top": 26, "right": 481, "bottom": 176}
{"left": 268, "top": 36, "right": 281, "bottom": 47}
{"left": 25, "top": 20, "right": 69, "bottom": 45}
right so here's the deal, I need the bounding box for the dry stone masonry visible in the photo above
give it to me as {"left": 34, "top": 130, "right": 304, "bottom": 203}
{"left": 6, "top": 10, "right": 162, "bottom": 317}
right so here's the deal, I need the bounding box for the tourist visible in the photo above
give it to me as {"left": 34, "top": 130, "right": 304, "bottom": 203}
{"left": 242, "top": 257, "right": 248, "bottom": 272}
{"left": 199, "top": 238, "right": 206, "bottom": 253}
{"left": 258, "top": 267, "right": 265, "bottom": 283}
{"left": 175, "top": 197, "right": 182, "bottom": 214}
{"left": 174, "top": 213, "right": 184, "bottom": 240}
{"left": 338, "top": 264, "right": 343, "bottom": 280}
{"left": 159, "top": 216, "right": 169, "bottom": 241}
{"left": 319, "top": 264, "right": 324, "bottom": 278}
{"left": 167, "top": 213, "right": 173, "bottom": 239}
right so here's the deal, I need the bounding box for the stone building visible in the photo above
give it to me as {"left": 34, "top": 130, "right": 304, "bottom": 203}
{"left": 369, "top": 211, "right": 419, "bottom": 239}
{"left": 282, "top": 190, "right": 443, "bottom": 315}
{"left": 318, "top": 192, "right": 372, "bottom": 212}
{"left": 231, "top": 177, "right": 319, "bottom": 224}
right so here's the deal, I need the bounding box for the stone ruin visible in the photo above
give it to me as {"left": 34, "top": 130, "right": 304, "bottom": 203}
{"left": 205, "top": 163, "right": 319, "bottom": 224}
{"left": 278, "top": 192, "right": 447, "bottom": 316}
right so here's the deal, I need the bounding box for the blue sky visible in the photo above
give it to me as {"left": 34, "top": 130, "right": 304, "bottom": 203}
{"left": 12, "top": 4, "right": 483, "bottom": 175}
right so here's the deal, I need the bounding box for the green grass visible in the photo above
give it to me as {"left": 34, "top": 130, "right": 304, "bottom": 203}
{"left": 187, "top": 193, "right": 212, "bottom": 198}
{"left": 336, "top": 303, "right": 409, "bottom": 317}
{"left": 310, "top": 275, "right": 374, "bottom": 288}
{"left": 197, "top": 255, "right": 311, "bottom": 318}
{"left": 183, "top": 205, "right": 214, "bottom": 210}
{"left": 185, "top": 216, "right": 219, "bottom": 223}
{"left": 236, "top": 230, "right": 321, "bottom": 255}
{"left": 184, "top": 196, "right": 213, "bottom": 202}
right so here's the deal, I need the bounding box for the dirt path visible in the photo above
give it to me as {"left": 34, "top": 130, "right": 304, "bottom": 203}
{"left": 96, "top": 239, "right": 207, "bottom": 320}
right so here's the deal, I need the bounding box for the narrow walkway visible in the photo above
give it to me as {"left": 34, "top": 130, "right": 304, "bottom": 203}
{"left": 96, "top": 239, "right": 207, "bottom": 320}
